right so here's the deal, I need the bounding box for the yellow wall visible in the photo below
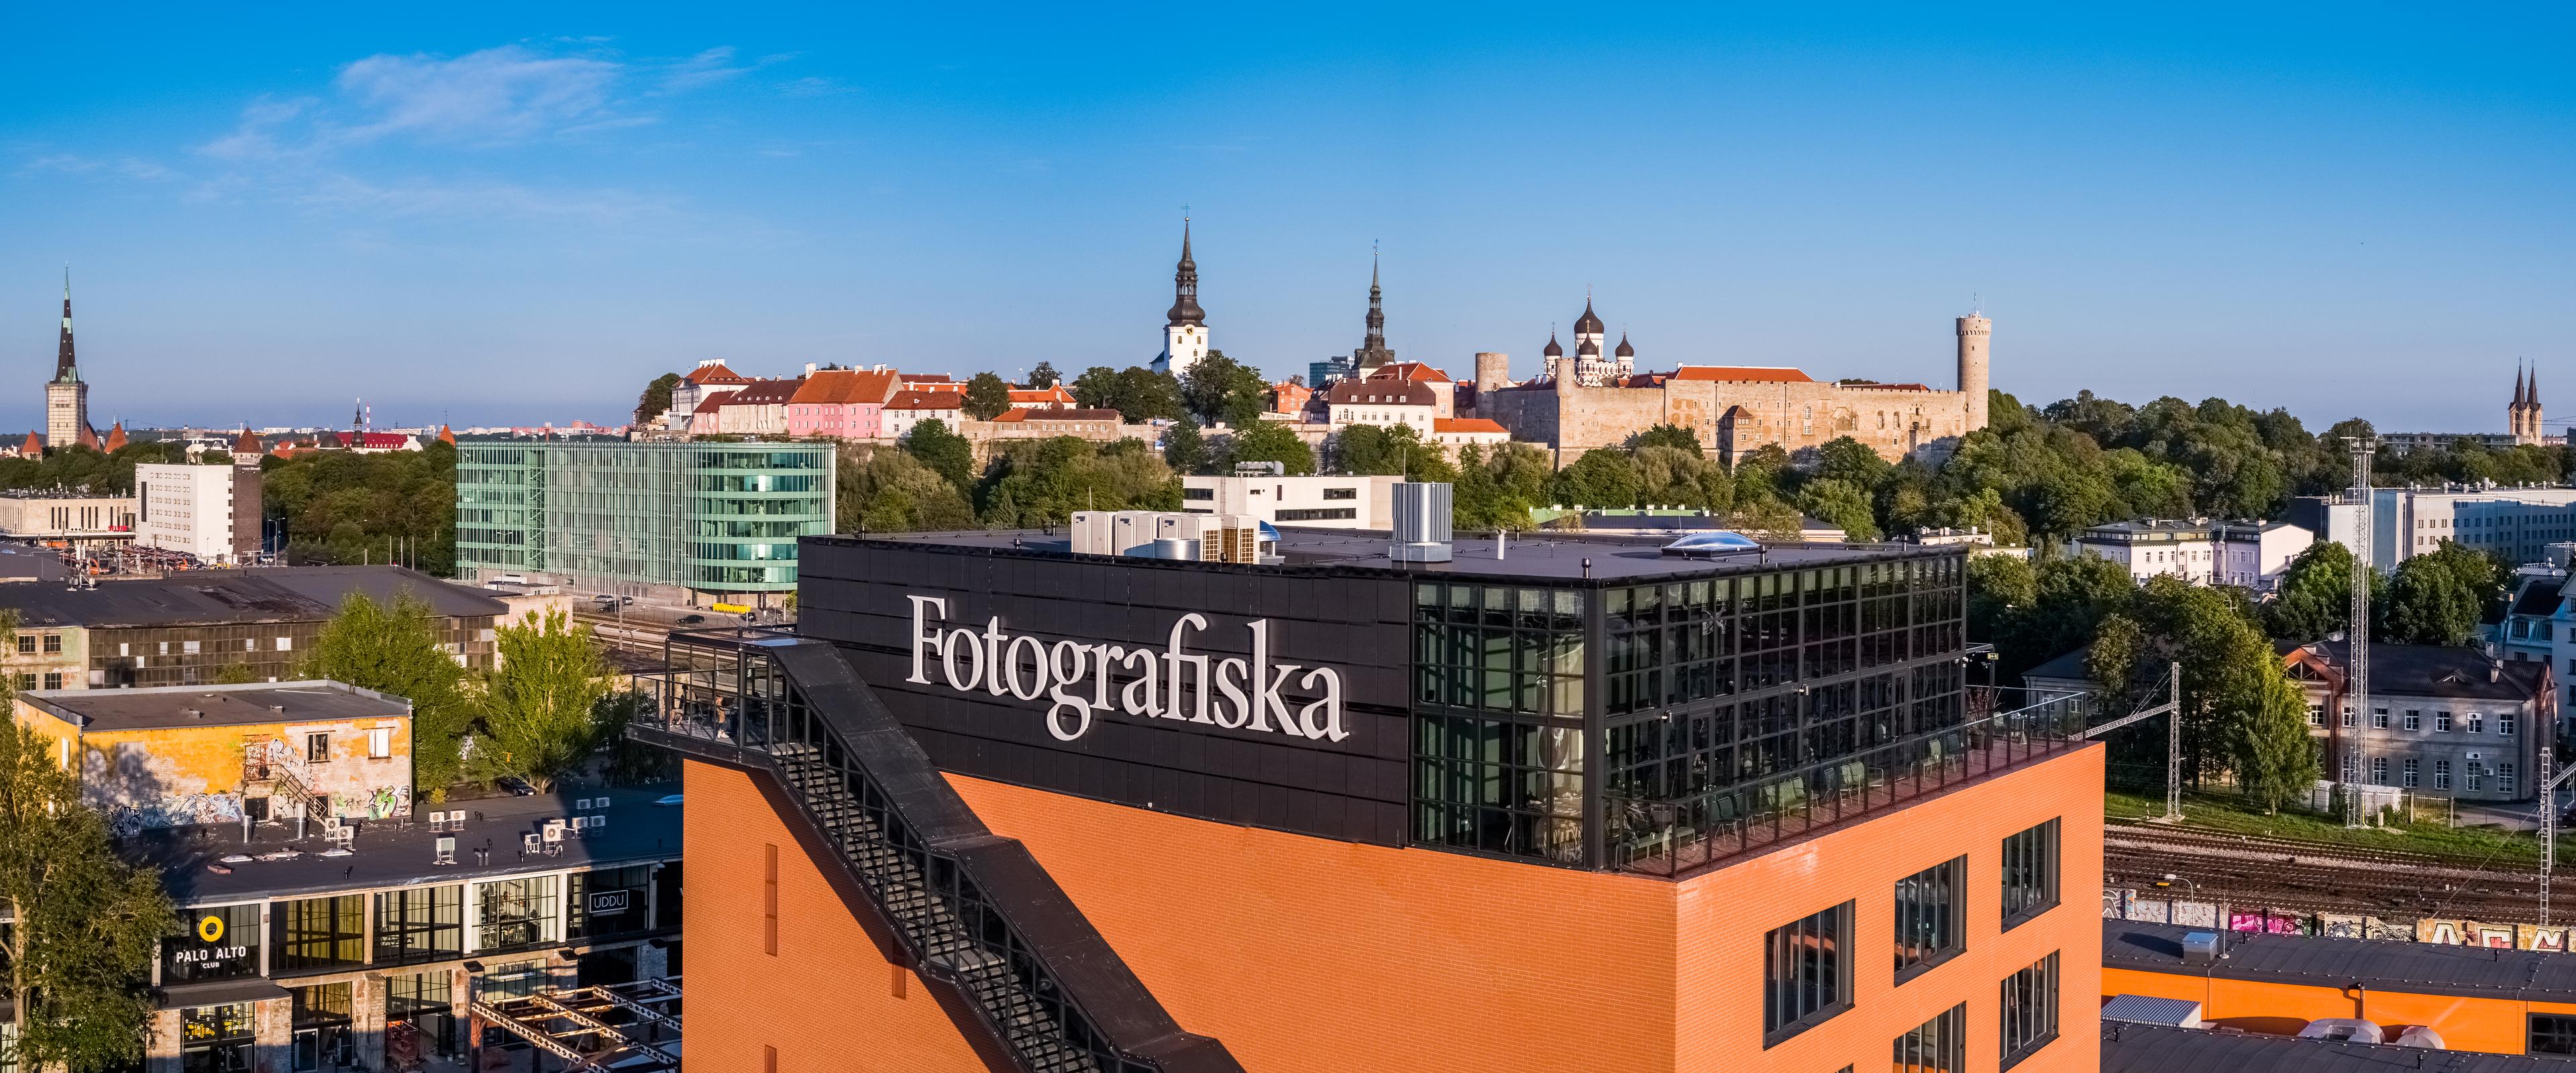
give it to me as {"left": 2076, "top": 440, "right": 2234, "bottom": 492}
{"left": 12, "top": 697, "right": 413, "bottom": 833}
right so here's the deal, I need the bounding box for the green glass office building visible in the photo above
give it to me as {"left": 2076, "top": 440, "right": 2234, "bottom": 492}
{"left": 455, "top": 442, "right": 835, "bottom": 603}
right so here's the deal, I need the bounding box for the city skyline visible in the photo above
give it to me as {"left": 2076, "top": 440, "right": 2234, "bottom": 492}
{"left": 3, "top": 5, "right": 2568, "bottom": 431}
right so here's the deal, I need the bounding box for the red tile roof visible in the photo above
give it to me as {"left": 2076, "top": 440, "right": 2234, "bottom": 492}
{"left": 790, "top": 369, "right": 901, "bottom": 406}
{"left": 1840, "top": 381, "right": 1935, "bottom": 391}
{"left": 233, "top": 427, "right": 263, "bottom": 455}
{"left": 685, "top": 361, "right": 749, "bottom": 385}
{"left": 885, "top": 390, "right": 964, "bottom": 411}
{"left": 1667, "top": 365, "right": 1814, "bottom": 384}
{"left": 1368, "top": 361, "right": 1452, "bottom": 384}
{"left": 1009, "top": 386, "right": 1078, "bottom": 406}
{"left": 1325, "top": 380, "right": 1438, "bottom": 406}
{"left": 993, "top": 407, "right": 1122, "bottom": 422}
{"left": 1434, "top": 418, "right": 1507, "bottom": 435}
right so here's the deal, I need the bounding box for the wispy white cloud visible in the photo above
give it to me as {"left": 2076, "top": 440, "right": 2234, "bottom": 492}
{"left": 653, "top": 47, "right": 799, "bottom": 96}
{"left": 291, "top": 172, "right": 680, "bottom": 226}
{"left": 18, "top": 152, "right": 182, "bottom": 181}
{"left": 334, "top": 46, "right": 623, "bottom": 144}
{"left": 777, "top": 76, "right": 855, "bottom": 99}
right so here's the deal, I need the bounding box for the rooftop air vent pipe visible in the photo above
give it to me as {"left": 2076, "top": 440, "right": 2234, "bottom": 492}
{"left": 1390, "top": 483, "right": 1454, "bottom": 563}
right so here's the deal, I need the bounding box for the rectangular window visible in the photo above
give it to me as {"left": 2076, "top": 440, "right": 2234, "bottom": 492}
{"left": 2370, "top": 756, "right": 2388, "bottom": 785}
{"left": 1763, "top": 901, "right": 1852, "bottom": 1044}
{"left": 2504, "top": 714, "right": 2518, "bottom": 737}
{"left": 40, "top": 673, "right": 59, "bottom": 691}
{"left": 1181, "top": 488, "right": 1213, "bottom": 500}
{"left": 2403, "top": 757, "right": 2420, "bottom": 788}
{"left": 306, "top": 732, "right": 330, "bottom": 763}
{"left": 1322, "top": 487, "right": 1358, "bottom": 500}
{"left": 372, "top": 886, "right": 463, "bottom": 966}
{"left": 182, "top": 640, "right": 201, "bottom": 655}
{"left": 474, "top": 876, "right": 558, "bottom": 952}
{"left": 2306, "top": 705, "right": 2323, "bottom": 727}
{"left": 2534, "top": 1013, "right": 2576, "bottom": 1056}
{"left": 1894, "top": 857, "right": 1965, "bottom": 980}
{"left": 2404, "top": 710, "right": 2421, "bottom": 731}
{"left": 2469, "top": 763, "right": 2487, "bottom": 793}
{"left": 2436, "top": 712, "right": 2454, "bottom": 732}
{"left": 2341, "top": 706, "right": 2355, "bottom": 728}
{"left": 2002, "top": 819, "right": 2060, "bottom": 927}
{"left": 567, "top": 865, "right": 653, "bottom": 941}
{"left": 40, "top": 634, "right": 59, "bottom": 655}
{"left": 368, "top": 728, "right": 392, "bottom": 758}
{"left": 1894, "top": 1003, "right": 1967, "bottom": 1073}
{"left": 13, "top": 636, "right": 30, "bottom": 655}
{"left": 2000, "top": 952, "right": 2061, "bottom": 1068}
{"left": 1275, "top": 508, "right": 1359, "bottom": 522}
{"left": 2470, "top": 714, "right": 2486, "bottom": 734}
{"left": 2373, "top": 708, "right": 2389, "bottom": 729}
{"left": 2436, "top": 760, "right": 2453, "bottom": 790}
{"left": 763, "top": 843, "right": 780, "bottom": 956}
{"left": 2502, "top": 763, "right": 2518, "bottom": 797}
{"left": 270, "top": 895, "right": 366, "bottom": 972}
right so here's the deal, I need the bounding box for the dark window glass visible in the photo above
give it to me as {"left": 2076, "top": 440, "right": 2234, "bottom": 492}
{"left": 270, "top": 895, "right": 366, "bottom": 973}
{"left": 1763, "top": 901, "right": 1852, "bottom": 1045}
{"left": 1276, "top": 508, "right": 1358, "bottom": 522}
{"left": 291, "top": 983, "right": 353, "bottom": 1072}
{"left": 1322, "top": 487, "right": 1358, "bottom": 500}
{"left": 2535, "top": 1014, "right": 2576, "bottom": 1056}
{"left": 2002, "top": 819, "right": 2061, "bottom": 927}
{"left": 654, "top": 862, "right": 684, "bottom": 930}
{"left": 388, "top": 971, "right": 459, "bottom": 1058}
{"left": 1894, "top": 856, "right": 1965, "bottom": 980}
{"left": 568, "top": 865, "right": 654, "bottom": 940}
{"left": 181, "top": 1003, "right": 256, "bottom": 1073}
{"left": 372, "top": 886, "right": 464, "bottom": 966}
{"left": 1894, "top": 1003, "right": 1967, "bottom": 1072}
{"left": 1181, "top": 488, "right": 1213, "bottom": 500}
{"left": 2000, "top": 952, "right": 2061, "bottom": 1068}
{"left": 164, "top": 904, "right": 261, "bottom": 982}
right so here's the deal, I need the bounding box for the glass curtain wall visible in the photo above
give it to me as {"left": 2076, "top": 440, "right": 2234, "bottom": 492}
{"left": 270, "top": 895, "right": 365, "bottom": 974}
{"left": 1410, "top": 581, "right": 1586, "bottom": 864}
{"left": 372, "top": 886, "right": 463, "bottom": 966}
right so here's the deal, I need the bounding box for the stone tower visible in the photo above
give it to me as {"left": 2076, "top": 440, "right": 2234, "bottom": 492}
{"left": 1474, "top": 351, "right": 1511, "bottom": 393}
{"left": 1154, "top": 220, "right": 1210, "bottom": 379}
{"left": 2511, "top": 363, "right": 2544, "bottom": 445}
{"left": 46, "top": 271, "right": 89, "bottom": 451}
{"left": 1955, "top": 312, "right": 1991, "bottom": 433}
{"left": 1350, "top": 253, "right": 1395, "bottom": 374}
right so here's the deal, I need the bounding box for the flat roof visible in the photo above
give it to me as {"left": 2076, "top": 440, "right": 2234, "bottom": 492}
{"left": 118, "top": 781, "right": 683, "bottom": 904}
{"left": 2102, "top": 1021, "right": 2557, "bottom": 1072}
{"left": 0, "top": 565, "right": 506, "bottom": 629}
{"left": 820, "top": 527, "right": 1956, "bottom": 585}
{"left": 24, "top": 680, "right": 409, "bottom": 732}
{"left": 2106, "top": 919, "right": 2576, "bottom": 1001}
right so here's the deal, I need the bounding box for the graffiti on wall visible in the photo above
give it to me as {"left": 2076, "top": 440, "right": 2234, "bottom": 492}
{"left": 2416, "top": 919, "right": 2572, "bottom": 951}
{"left": 107, "top": 792, "right": 246, "bottom": 838}
{"left": 329, "top": 783, "right": 411, "bottom": 820}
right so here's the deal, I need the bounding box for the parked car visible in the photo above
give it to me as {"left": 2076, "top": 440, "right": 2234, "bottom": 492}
{"left": 677, "top": 614, "right": 706, "bottom": 625}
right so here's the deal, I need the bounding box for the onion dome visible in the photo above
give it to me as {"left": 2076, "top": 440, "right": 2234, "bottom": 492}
{"left": 1573, "top": 298, "right": 1605, "bottom": 336}
{"left": 1542, "top": 333, "right": 1563, "bottom": 357}
{"left": 1576, "top": 337, "right": 1601, "bottom": 357}
{"left": 1614, "top": 334, "right": 1635, "bottom": 359}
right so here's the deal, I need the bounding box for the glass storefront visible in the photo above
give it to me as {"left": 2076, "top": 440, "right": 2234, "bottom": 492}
{"left": 456, "top": 443, "right": 832, "bottom": 594}
{"left": 180, "top": 1004, "right": 254, "bottom": 1073}
{"left": 475, "top": 877, "right": 558, "bottom": 953}
{"left": 568, "top": 866, "right": 653, "bottom": 941}
{"left": 270, "top": 895, "right": 366, "bottom": 974}
{"left": 372, "top": 885, "right": 463, "bottom": 966}
{"left": 164, "top": 904, "right": 260, "bottom": 983}
{"left": 387, "top": 972, "right": 458, "bottom": 1060}
{"left": 291, "top": 984, "right": 352, "bottom": 1072}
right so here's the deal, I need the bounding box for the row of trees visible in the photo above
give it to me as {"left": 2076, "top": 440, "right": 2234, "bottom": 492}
{"left": 263, "top": 441, "right": 457, "bottom": 573}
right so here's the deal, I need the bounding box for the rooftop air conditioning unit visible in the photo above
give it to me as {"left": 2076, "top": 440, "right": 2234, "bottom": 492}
{"left": 1390, "top": 483, "right": 1453, "bottom": 563}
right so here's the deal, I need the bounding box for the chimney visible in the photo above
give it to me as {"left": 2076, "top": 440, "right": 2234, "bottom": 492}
{"left": 2492, "top": 659, "right": 2504, "bottom": 683}
{"left": 1390, "top": 483, "right": 1454, "bottom": 563}
{"left": 804, "top": 363, "right": 819, "bottom": 376}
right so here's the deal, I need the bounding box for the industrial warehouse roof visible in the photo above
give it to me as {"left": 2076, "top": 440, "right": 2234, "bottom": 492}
{"left": 23, "top": 680, "right": 409, "bottom": 732}
{"left": 2106, "top": 920, "right": 2576, "bottom": 1001}
{"left": 830, "top": 526, "right": 1955, "bottom": 583}
{"left": 0, "top": 565, "right": 506, "bottom": 629}
{"left": 119, "top": 781, "right": 683, "bottom": 903}
{"left": 2100, "top": 1021, "right": 2557, "bottom": 1072}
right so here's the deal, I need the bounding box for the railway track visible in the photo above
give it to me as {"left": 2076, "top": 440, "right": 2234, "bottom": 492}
{"left": 2106, "top": 821, "right": 2550, "bottom": 921}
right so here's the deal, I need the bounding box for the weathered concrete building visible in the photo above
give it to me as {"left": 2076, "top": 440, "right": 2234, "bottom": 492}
{"left": 1476, "top": 307, "right": 1992, "bottom": 465}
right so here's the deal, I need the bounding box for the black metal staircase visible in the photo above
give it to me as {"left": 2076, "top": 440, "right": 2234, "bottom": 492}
{"left": 631, "top": 632, "right": 1241, "bottom": 1073}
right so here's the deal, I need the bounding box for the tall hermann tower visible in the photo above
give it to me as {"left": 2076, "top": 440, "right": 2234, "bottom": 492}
{"left": 46, "top": 270, "right": 89, "bottom": 451}
{"left": 1955, "top": 310, "right": 1991, "bottom": 433}
{"left": 1154, "top": 219, "right": 1210, "bottom": 379}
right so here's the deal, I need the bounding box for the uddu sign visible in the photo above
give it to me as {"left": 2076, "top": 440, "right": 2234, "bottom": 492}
{"left": 906, "top": 596, "right": 1348, "bottom": 744}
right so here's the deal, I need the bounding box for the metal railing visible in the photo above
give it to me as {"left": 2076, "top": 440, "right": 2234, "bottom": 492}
{"left": 628, "top": 630, "right": 1236, "bottom": 1073}
{"left": 1608, "top": 688, "right": 2092, "bottom": 877}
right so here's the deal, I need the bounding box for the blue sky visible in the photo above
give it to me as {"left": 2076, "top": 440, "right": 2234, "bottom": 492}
{"left": 2, "top": 4, "right": 2568, "bottom": 431}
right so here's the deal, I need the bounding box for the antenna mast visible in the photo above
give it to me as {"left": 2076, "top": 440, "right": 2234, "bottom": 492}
{"left": 2345, "top": 435, "right": 2375, "bottom": 828}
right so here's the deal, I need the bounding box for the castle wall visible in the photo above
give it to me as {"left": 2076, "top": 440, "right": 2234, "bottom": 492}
{"left": 1479, "top": 382, "right": 1970, "bottom": 467}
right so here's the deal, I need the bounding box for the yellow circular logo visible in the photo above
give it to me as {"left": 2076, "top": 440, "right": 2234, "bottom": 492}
{"left": 198, "top": 915, "right": 224, "bottom": 943}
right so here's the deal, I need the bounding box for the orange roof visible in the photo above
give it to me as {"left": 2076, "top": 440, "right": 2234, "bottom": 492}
{"left": 791, "top": 369, "right": 902, "bottom": 406}
{"left": 19, "top": 432, "right": 38, "bottom": 455}
{"left": 1667, "top": 365, "right": 1815, "bottom": 384}
{"left": 437, "top": 425, "right": 456, "bottom": 445}
{"left": 103, "top": 422, "right": 127, "bottom": 452}
{"left": 1010, "top": 386, "right": 1077, "bottom": 406}
{"left": 1434, "top": 418, "right": 1507, "bottom": 435}
{"left": 233, "top": 427, "right": 264, "bottom": 454}
{"left": 885, "top": 390, "right": 964, "bottom": 411}
{"left": 1841, "top": 381, "right": 1934, "bottom": 391}
{"left": 992, "top": 407, "right": 1120, "bottom": 423}
{"left": 685, "top": 361, "right": 749, "bottom": 385}
{"left": 1368, "top": 361, "right": 1452, "bottom": 384}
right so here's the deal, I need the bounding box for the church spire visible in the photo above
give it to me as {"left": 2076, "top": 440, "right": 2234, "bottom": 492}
{"left": 55, "top": 268, "right": 77, "bottom": 382}
{"left": 1166, "top": 219, "right": 1205, "bottom": 327}
{"left": 1362, "top": 248, "right": 1385, "bottom": 351}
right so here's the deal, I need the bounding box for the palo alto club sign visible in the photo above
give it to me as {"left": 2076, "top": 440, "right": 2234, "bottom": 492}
{"left": 906, "top": 596, "right": 1348, "bottom": 744}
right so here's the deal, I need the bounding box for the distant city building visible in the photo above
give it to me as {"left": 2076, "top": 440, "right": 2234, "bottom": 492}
{"left": 1008, "top": 384, "right": 1077, "bottom": 408}
{"left": 2062, "top": 518, "right": 2312, "bottom": 590}
{"left": 0, "top": 565, "right": 500, "bottom": 691}
{"left": 881, "top": 390, "right": 965, "bottom": 441}
{"left": 972, "top": 407, "right": 1141, "bottom": 450}
{"left": 2379, "top": 363, "right": 2559, "bottom": 453}
{"left": 785, "top": 367, "right": 902, "bottom": 439}
{"left": 136, "top": 455, "right": 263, "bottom": 565}
{"left": 704, "top": 378, "right": 802, "bottom": 437}
{"left": 1148, "top": 220, "right": 1210, "bottom": 378}
{"left": 1179, "top": 473, "right": 1403, "bottom": 527}
{"left": 667, "top": 359, "right": 750, "bottom": 427}
{"left": 454, "top": 441, "right": 833, "bottom": 604}
{"left": 0, "top": 491, "right": 136, "bottom": 544}
{"left": 2292, "top": 485, "right": 2576, "bottom": 572}
{"left": 44, "top": 273, "right": 94, "bottom": 451}
{"left": 1474, "top": 304, "right": 1988, "bottom": 466}
{"left": 1428, "top": 417, "right": 1510, "bottom": 451}
{"left": 1324, "top": 378, "right": 1438, "bottom": 435}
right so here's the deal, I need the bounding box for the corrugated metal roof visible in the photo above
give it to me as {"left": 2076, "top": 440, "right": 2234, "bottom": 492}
{"left": 2102, "top": 1021, "right": 2554, "bottom": 1072}
{"left": 2106, "top": 920, "right": 2576, "bottom": 1001}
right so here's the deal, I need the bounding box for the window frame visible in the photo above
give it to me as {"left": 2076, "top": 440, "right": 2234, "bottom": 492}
{"left": 1762, "top": 900, "right": 1854, "bottom": 1047}
{"left": 1895, "top": 1003, "right": 1968, "bottom": 1073}
{"left": 2000, "top": 818, "right": 2061, "bottom": 929}
{"left": 2000, "top": 951, "right": 2061, "bottom": 1069}
{"left": 1894, "top": 856, "right": 1967, "bottom": 983}
{"left": 2532, "top": 1013, "right": 2576, "bottom": 1056}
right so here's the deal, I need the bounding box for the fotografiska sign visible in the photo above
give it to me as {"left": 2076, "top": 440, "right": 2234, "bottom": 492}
{"left": 906, "top": 596, "right": 1349, "bottom": 744}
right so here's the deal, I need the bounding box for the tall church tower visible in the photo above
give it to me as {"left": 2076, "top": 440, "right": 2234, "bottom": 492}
{"left": 46, "top": 271, "right": 89, "bottom": 451}
{"left": 2511, "top": 363, "right": 2543, "bottom": 445}
{"left": 1155, "top": 220, "right": 1210, "bottom": 378}
{"left": 1956, "top": 311, "right": 1992, "bottom": 433}
{"left": 1350, "top": 252, "right": 1396, "bottom": 374}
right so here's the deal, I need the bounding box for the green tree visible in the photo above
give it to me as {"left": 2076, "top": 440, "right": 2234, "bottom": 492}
{"left": 1966, "top": 553, "right": 2035, "bottom": 644}
{"left": 1552, "top": 449, "right": 1641, "bottom": 509}
{"left": 1633, "top": 446, "right": 1712, "bottom": 510}
{"left": 2383, "top": 543, "right": 2487, "bottom": 645}
{"left": 1162, "top": 418, "right": 1212, "bottom": 475}
{"left": 261, "top": 440, "right": 458, "bottom": 573}
{"left": 303, "top": 594, "right": 471, "bottom": 793}
{"left": 1629, "top": 424, "right": 1703, "bottom": 454}
{"left": 1992, "top": 554, "right": 2135, "bottom": 681}
{"left": 1178, "top": 351, "right": 1269, "bottom": 427}
{"left": 2234, "top": 669, "right": 2319, "bottom": 814}
{"left": 2265, "top": 542, "right": 2386, "bottom": 642}
{"left": 633, "top": 372, "right": 684, "bottom": 425}
{"left": 840, "top": 447, "right": 976, "bottom": 532}
{"left": 1027, "top": 361, "right": 1061, "bottom": 389}
{"left": 1, "top": 718, "right": 173, "bottom": 1073}
{"left": 902, "top": 418, "right": 977, "bottom": 492}
{"left": 471, "top": 610, "right": 614, "bottom": 793}
{"left": 977, "top": 437, "right": 1184, "bottom": 526}
{"left": 1333, "top": 424, "right": 1454, "bottom": 482}
{"left": 962, "top": 372, "right": 1013, "bottom": 420}
{"left": 1069, "top": 365, "right": 1185, "bottom": 423}
{"left": 2119, "top": 575, "right": 2291, "bottom": 787}
{"left": 1796, "top": 478, "right": 1882, "bottom": 542}
{"left": 1452, "top": 446, "right": 1538, "bottom": 531}
{"left": 1813, "top": 436, "right": 1892, "bottom": 490}
{"left": 213, "top": 663, "right": 260, "bottom": 685}
{"left": 1217, "top": 420, "right": 1316, "bottom": 475}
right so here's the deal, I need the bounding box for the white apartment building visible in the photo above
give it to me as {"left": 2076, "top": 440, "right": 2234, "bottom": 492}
{"left": 1180, "top": 473, "right": 1405, "bottom": 528}
{"left": 0, "top": 492, "right": 136, "bottom": 543}
{"left": 2294, "top": 486, "right": 2576, "bottom": 572}
{"left": 136, "top": 462, "right": 260, "bottom": 565}
{"left": 2061, "top": 518, "right": 2313, "bottom": 590}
